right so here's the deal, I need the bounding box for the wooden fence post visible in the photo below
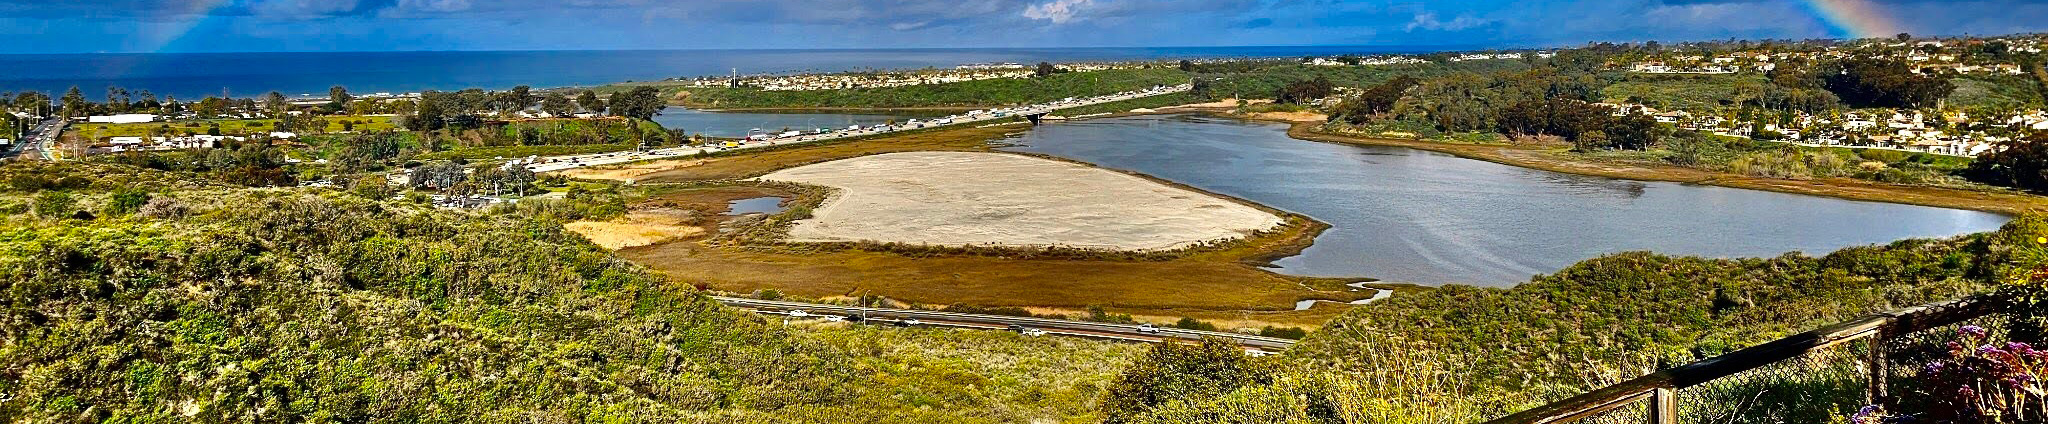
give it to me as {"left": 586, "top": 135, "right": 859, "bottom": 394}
{"left": 1867, "top": 323, "right": 1891, "bottom": 408}
{"left": 1649, "top": 387, "right": 1677, "bottom": 424}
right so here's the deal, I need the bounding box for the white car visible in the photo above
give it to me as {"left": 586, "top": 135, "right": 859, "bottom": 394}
{"left": 898, "top": 319, "right": 922, "bottom": 327}
{"left": 1135, "top": 324, "right": 1160, "bottom": 334}
{"left": 822, "top": 315, "right": 845, "bottom": 323}
{"left": 786, "top": 310, "right": 811, "bottom": 318}
{"left": 1020, "top": 328, "right": 1048, "bottom": 337}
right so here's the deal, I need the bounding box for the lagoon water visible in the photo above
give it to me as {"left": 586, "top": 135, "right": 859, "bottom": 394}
{"left": 726, "top": 197, "right": 789, "bottom": 216}
{"left": 1000, "top": 114, "right": 2012, "bottom": 286}
{"left": 653, "top": 107, "right": 933, "bottom": 138}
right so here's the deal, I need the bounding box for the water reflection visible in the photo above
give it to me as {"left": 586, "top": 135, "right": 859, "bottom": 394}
{"left": 1000, "top": 114, "right": 2011, "bottom": 286}
{"left": 727, "top": 197, "right": 788, "bottom": 215}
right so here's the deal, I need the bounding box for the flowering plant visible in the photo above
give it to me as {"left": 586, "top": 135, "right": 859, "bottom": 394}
{"left": 1908, "top": 325, "right": 2048, "bottom": 423}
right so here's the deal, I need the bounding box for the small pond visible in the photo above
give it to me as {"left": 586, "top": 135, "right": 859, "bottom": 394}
{"left": 727, "top": 196, "right": 789, "bottom": 216}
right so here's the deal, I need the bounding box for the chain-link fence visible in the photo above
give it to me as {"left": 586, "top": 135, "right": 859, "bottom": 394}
{"left": 1488, "top": 296, "right": 2002, "bottom": 424}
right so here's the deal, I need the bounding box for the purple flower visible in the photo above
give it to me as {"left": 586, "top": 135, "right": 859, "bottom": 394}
{"left": 1980, "top": 345, "right": 2004, "bottom": 355}
{"left": 1961, "top": 325, "right": 1988, "bottom": 338}
{"left": 2008, "top": 342, "right": 2036, "bottom": 355}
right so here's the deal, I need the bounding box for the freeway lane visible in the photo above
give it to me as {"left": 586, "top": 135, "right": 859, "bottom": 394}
{"left": 712, "top": 296, "right": 1297, "bottom": 351}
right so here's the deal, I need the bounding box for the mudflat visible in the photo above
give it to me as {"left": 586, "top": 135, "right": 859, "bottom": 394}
{"left": 757, "top": 151, "right": 1286, "bottom": 251}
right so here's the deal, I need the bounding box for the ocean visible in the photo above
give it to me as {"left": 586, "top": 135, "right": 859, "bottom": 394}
{"left": 0, "top": 46, "right": 1461, "bottom": 100}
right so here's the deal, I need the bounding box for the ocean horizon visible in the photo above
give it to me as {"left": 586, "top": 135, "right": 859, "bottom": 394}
{"left": 0, "top": 45, "right": 1485, "bottom": 100}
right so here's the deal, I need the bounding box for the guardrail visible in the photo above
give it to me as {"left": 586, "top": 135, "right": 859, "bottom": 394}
{"left": 1487, "top": 295, "right": 2003, "bottom": 424}
{"left": 711, "top": 296, "right": 1297, "bottom": 350}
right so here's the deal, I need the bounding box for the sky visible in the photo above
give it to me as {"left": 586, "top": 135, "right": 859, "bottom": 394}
{"left": 0, "top": 0, "right": 2043, "bottom": 54}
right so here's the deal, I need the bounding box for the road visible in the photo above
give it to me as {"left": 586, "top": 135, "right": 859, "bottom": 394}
{"left": 2, "top": 117, "right": 63, "bottom": 161}
{"left": 712, "top": 296, "right": 1297, "bottom": 352}
{"left": 523, "top": 84, "right": 1192, "bottom": 174}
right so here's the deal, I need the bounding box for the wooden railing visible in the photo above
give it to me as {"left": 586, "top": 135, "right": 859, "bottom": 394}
{"left": 1487, "top": 296, "right": 2004, "bottom": 424}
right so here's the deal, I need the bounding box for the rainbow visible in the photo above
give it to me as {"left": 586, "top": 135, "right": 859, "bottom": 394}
{"left": 1797, "top": 0, "right": 1905, "bottom": 39}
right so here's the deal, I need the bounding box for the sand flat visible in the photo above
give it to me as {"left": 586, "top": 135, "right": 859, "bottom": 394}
{"left": 756, "top": 151, "right": 1284, "bottom": 251}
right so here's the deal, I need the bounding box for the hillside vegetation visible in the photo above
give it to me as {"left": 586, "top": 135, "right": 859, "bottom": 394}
{"left": 1099, "top": 216, "right": 2048, "bottom": 422}
{"left": 0, "top": 162, "right": 1138, "bottom": 423}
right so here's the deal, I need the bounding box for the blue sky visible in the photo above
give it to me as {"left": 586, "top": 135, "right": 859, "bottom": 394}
{"left": 0, "top": 0, "right": 2043, "bottom": 54}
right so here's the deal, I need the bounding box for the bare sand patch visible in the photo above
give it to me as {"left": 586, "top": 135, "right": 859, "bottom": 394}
{"left": 1247, "top": 111, "right": 1329, "bottom": 123}
{"left": 566, "top": 212, "right": 707, "bottom": 249}
{"left": 755, "top": 151, "right": 1284, "bottom": 251}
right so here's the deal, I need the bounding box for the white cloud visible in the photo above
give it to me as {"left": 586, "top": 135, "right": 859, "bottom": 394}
{"left": 1404, "top": 11, "right": 1490, "bottom": 32}
{"left": 1024, "top": 0, "right": 1092, "bottom": 24}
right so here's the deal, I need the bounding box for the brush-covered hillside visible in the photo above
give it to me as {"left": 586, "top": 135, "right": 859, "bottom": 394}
{"left": 0, "top": 161, "right": 1140, "bottom": 423}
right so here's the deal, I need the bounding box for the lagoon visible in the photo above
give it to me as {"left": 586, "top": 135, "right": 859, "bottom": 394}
{"left": 1000, "top": 114, "right": 2011, "bottom": 286}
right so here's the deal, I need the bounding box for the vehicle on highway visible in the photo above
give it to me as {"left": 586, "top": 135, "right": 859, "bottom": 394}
{"left": 896, "top": 318, "right": 921, "bottom": 327}
{"left": 822, "top": 315, "right": 845, "bottom": 322}
{"left": 1136, "top": 324, "right": 1160, "bottom": 334}
{"left": 786, "top": 310, "right": 811, "bottom": 318}
{"left": 1020, "top": 328, "right": 1047, "bottom": 337}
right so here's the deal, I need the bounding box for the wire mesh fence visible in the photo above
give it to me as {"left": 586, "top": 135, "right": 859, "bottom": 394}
{"left": 1487, "top": 296, "right": 2004, "bottom": 424}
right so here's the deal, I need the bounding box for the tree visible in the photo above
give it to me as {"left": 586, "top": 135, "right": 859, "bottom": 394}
{"left": 540, "top": 92, "right": 574, "bottom": 117}
{"left": 105, "top": 86, "right": 129, "bottom": 113}
{"left": 1968, "top": 132, "right": 2048, "bottom": 191}
{"left": 1275, "top": 77, "right": 1334, "bottom": 104}
{"left": 575, "top": 90, "right": 605, "bottom": 115}
{"left": 407, "top": 94, "right": 446, "bottom": 132}
{"left": 1034, "top": 62, "right": 1060, "bottom": 77}
{"left": 1822, "top": 58, "right": 1954, "bottom": 109}
{"left": 1333, "top": 75, "right": 1419, "bottom": 124}
{"left": 263, "top": 91, "right": 288, "bottom": 115}
{"left": 1602, "top": 112, "right": 1667, "bottom": 150}
{"left": 1896, "top": 32, "right": 1913, "bottom": 42}
{"left": 409, "top": 161, "right": 469, "bottom": 190}
{"left": 60, "top": 86, "right": 88, "bottom": 118}
{"left": 194, "top": 97, "right": 228, "bottom": 118}
{"left": 507, "top": 85, "right": 536, "bottom": 111}
{"left": 607, "top": 87, "right": 665, "bottom": 120}
{"left": 329, "top": 85, "right": 352, "bottom": 108}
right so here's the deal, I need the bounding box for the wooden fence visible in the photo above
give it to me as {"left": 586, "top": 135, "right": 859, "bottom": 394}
{"left": 1486, "top": 296, "right": 2004, "bottom": 424}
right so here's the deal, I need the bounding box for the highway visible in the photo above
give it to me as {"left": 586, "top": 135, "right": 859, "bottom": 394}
{"left": 2, "top": 117, "right": 63, "bottom": 161}
{"left": 522, "top": 83, "right": 1192, "bottom": 174}
{"left": 712, "top": 296, "right": 1297, "bottom": 352}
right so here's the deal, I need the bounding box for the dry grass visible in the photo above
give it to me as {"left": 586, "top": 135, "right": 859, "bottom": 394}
{"left": 563, "top": 213, "right": 706, "bottom": 249}
{"left": 622, "top": 213, "right": 1365, "bottom": 327}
